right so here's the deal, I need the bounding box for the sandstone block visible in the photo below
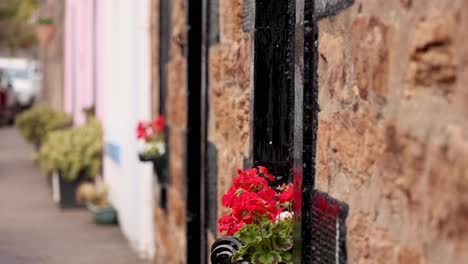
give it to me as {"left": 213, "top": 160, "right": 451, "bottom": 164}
{"left": 351, "top": 15, "right": 391, "bottom": 100}
{"left": 219, "top": 0, "right": 244, "bottom": 43}
{"left": 167, "top": 57, "right": 187, "bottom": 128}
{"left": 405, "top": 13, "right": 457, "bottom": 97}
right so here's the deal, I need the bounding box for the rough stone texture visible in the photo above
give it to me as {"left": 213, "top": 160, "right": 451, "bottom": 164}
{"left": 153, "top": 186, "right": 186, "bottom": 264}
{"left": 167, "top": 56, "right": 187, "bottom": 129}
{"left": 153, "top": 0, "right": 187, "bottom": 263}
{"left": 351, "top": 15, "right": 391, "bottom": 100}
{"left": 216, "top": 149, "right": 244, "bottom": 218}
{"left": 209, "top": 0, "right": 251, "bottom": 227}
{"left": 405, "top": 13, "right": 457, "bottom": 98}
{"left": 317, "top": 0, "right": 468, "bottom": 263}
{"left": 219, "top": 0, "right": 244, "bottom": 43}
{"left": 169, "top": 127, "right": 186, "bottom": 191}
{"left": 209, "top": 37, "right": 251, "bottom": 157}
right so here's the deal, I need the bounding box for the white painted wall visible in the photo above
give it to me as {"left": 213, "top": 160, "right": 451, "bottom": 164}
{"left": 101, "top": 0, "right": 154, "bottom": 259}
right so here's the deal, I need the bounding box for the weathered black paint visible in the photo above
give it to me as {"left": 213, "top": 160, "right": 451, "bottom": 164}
{"left": 186, "top": 0, "right": 204, "bottom": 263}
{"left": 158, "top": 0, "right": 172, "bottom": 211}
{"left": 206, "top": 142, "right": 219, "bottom": 235}
{"left": 292, "top": 0, "right": 321, "bottom": 263}
{"left": 159, "top": 0, "right": 171, "bottom": 115}
{"left": 202, "top": 0, "right": 214, "bottom": 260}
{"left": 209, "top": 0, "right": 220, "bottom": 45}
{"left": 251, "top": 0, "right": 296, "bottom": 184}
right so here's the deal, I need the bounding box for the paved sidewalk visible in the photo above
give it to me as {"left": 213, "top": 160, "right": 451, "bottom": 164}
{"left": 0, "top": 127, "right": 151, "bottom": 264}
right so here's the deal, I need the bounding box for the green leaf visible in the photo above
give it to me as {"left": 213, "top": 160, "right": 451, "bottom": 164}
{"left": 36, "top": 117, "right": 102, "bottom": 181}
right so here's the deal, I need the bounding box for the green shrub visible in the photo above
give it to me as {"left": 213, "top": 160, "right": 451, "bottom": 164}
{"left": 15, "top": 105, "right": 73, "bottom": 147}
{"left": 37, "top": 118, "right": 103, "bottom": 182}
{"left": 76, "top": 182, "right": 110, "bottom": 207}
{"left": 36, "top": 16, "right": 53, "bottom": 25}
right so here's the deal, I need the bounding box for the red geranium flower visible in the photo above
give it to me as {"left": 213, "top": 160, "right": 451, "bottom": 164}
{"left": 218, "top": 214, "right": 245, "bottom": 236}
{"left": 153, "top": 116, "right": 165, "bottom": 133}
{"left": 218, "top": 166, "right": 294, "bottom": 236}
{"left": 136, "top": 116, "right": 165, "bottom": 141}
{"left": 278, "top": 184, "right": 294, "bottom": 203}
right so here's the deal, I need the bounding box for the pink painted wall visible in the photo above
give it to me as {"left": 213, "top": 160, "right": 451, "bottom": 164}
{"left": 64, "top": 0, "right": 104, "bottom": 124}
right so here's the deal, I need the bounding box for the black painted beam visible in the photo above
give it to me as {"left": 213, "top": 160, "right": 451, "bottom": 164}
{"left": 158, "top": 0, "right": 172, "bottom": 211}
{"left": 251, "top": 0, "right": 296, "bottom": 183}
{"left": 185, "top": 0, "right": 203, "bottom": 263}
{"left": 159, "top": 0, "right": 171, "bottom": 115}
{"left": 294, "top": 1, "right": 320, "bottom": 262}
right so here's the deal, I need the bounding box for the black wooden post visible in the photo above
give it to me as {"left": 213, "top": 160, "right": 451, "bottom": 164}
{"left": 202, "top": 0, "right": 221, "bottom": 251}
{"left": 186, "top": 0, "right": 204, "bottom": 263}
{"left": 158, "top": 0, "right": 171, "bottom": 116}
{"left": 250, "top": 0, "right": 296, "bottom": 183}
{"left": 155, "top": 0, "right": 172, "bottom": 210}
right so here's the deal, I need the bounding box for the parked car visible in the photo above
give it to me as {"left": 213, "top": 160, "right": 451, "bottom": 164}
{"left": 0, "top": 70, "right": 19, "bottom": 124}
{"left": 0, "top": 58, "right": 41, "bottom": 109}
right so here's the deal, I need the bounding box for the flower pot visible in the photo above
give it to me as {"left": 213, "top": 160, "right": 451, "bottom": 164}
{"left": 87, "top": 203, "right": 118, "bottom": 225}
{"left": 138, "top": 152, "right": 168, "bottom": 184}
{"left": 35, "top": 24, "right": 55, "bottom": 47}
{"left": 57, "top": 172, "right": 92, "bottom": 209}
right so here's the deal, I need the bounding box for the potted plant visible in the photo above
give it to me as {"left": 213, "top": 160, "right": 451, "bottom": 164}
{"left": 136, "top": 115, "right": 165, "bottom": 159}
{"left": 76, "top": 182, "right": 118, "bottom": 225}
{"left": 34, "top": 16, "right": 55, "bottom": 47}
{"left": 136, "top": 116, "right": 167, "bottom": 181}
{"left": 16, "top": 105, "right": 73, "bottom": 149}
{"left": 212, "top": 166, "right": 294, "bottom": 264}
{"left": 36, "top": 119, "right": 103, "bottom": 208}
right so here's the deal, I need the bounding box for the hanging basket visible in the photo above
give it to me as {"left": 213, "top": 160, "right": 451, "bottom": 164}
{"left": 35, "top": 24, "right": 56, "bottom": 47}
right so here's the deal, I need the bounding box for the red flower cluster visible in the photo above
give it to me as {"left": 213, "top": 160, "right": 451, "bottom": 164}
{"left": 218, "top": 166, "right": 293, "bottom": 236}
{"left": 136, "top": 116, "right": 164, "bottom": 142}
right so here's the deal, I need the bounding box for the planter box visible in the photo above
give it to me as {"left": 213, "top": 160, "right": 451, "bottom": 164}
{"left": 138, "top": 153, "right": 168, "bottom": 184}
{"left": 57, "top": 172, "right": 92, "bottom": 209}
{"left": 87, "top": 203, "right": 118, "bottom": 225}
{"left": 35, "top": 24, "right": 55, "bottom": 47}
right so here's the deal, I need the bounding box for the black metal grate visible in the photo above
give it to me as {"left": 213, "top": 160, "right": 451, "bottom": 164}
{"left": 307, "top": 191, "right": 349, "bottom": 264}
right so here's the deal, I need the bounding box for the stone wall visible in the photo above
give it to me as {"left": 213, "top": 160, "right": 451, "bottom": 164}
{"left": 208, "top": 0, "right": 251, "bottom": 232}
{"left": 316, "top": 0, "right": 468, "bottom": 263}
{"left": 153, "top": 0, "right": 468, "bottom": 263}
{"left": 153, "top": 0, "right": 187, "bottom": 263}
{"left": 152, "top": 0, "right": 250, "bottom": 262}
